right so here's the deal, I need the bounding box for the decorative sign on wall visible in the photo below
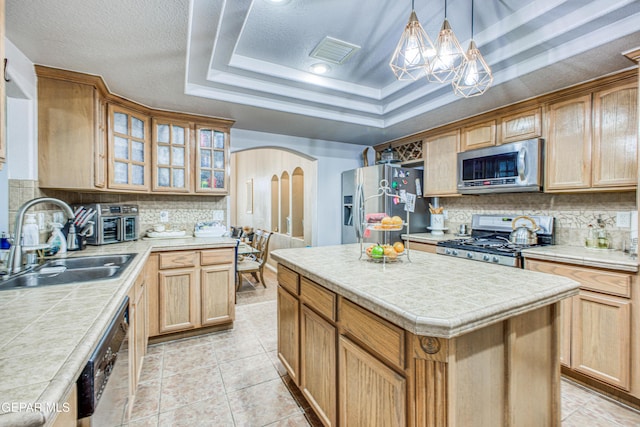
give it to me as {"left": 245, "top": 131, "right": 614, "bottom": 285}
{"left": 246, "top": 179, "right": 253, "bottom": 214}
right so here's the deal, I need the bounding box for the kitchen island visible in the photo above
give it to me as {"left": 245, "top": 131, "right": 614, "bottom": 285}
{"left": 271, "top": 244, "right": 580, "bottom": 427}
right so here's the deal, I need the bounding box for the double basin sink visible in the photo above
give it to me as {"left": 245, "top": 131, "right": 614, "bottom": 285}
{"left": 0, "top": 253, "right": 136, "bottom": 290}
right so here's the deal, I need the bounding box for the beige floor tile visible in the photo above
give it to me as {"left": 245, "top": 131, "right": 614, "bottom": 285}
{"left": 227, "top": 378, "right": 304, "bottom": 426}
{"left": 129, "top": 380, "right": 162, "bottom": 422}
{"left": 580, "top": 397, "right": 640, "bottom": 426}
{"left": 264, "top": 413, "right": 311, "bottom": 427}
{"left": 91, "top": 385, "right": 128, "bottom": 427}
{"left": 123, "top": 414, "right": 159, "bottom": 427}
{"left": 159, "top": 366, "right": 226, "bottom": 413}
{"left": 162, "top": 335, "right": 212, "bottom": 353}
{"left": 138, "top": 353, "right": 163, "bottom": 384}
{"left": 219, "top": 353, "right": 280, "bottom": 392}
{"left": 162, "top": 343, "right": 217, "bottom": 378}
{"left": 212, "top": 333, "right": 265, "bottom": 363}
{"left": 267, "top": 350, "right": 288, "bottom": 377}
{"left": 146, "top": 344, "right": 164, "bottom": 355}
{"left": 158, "top": 397, "right": 234, "bottom": 427}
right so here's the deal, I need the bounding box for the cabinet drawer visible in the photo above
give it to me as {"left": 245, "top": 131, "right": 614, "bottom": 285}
{"left": 339, "top": 298, "right": 405, "bottom": 370}
{"left": 159, "top": 251, "right": 198, "bottom": 270}
{"left": 526, "top": 259, "right": 631, "bottom": 298}
{"left": 405, "top": 241, "right": 436, "bottom": 254}
{"left": 301, "top": 277, "right": 336, "bottom": 321}
{"left": 278, "top": 264, "right": 299, "bottom": 295}
{"left": 200, "top": 248, "right": 234, "bottom": 265}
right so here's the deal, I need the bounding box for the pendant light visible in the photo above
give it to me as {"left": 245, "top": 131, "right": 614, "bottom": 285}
{"left": 453, "top": 0, "right": 493, "bottom": 97}
{"left": 428, "top": 0, "right": 466, "bottom": 83}
{"left": 389, "top": 0, "right": 435, "bottom": 81}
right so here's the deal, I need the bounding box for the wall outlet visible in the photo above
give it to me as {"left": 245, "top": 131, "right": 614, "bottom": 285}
{"left": 212, "top": 210, "right": 224, "bottom": 221}
{"left": 37, "top": 213, "right": 46, "bottom": 231}
{"left": 616, "top": 211, "right": 632, "bottom": 228}
{"left": 159, "top": 211, "right": 169, "bottom": 223}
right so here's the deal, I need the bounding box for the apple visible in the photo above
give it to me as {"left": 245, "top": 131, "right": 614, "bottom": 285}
{"left": 370, "top": 245, "right": 384, "bottom": 259}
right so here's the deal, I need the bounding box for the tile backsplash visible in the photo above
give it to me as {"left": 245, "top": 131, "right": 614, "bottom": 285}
{"left": 437, "top": 191, "right": 637, "bottom": 250}
{"left": 7, "top": 180, "right": 228, "bottom": 241}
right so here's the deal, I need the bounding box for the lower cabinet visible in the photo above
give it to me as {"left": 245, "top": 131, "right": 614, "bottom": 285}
{"left": 338, "top": 336, "right": 406, "bottom": 427}
{"left": 277, "top": 285, "right": 300, "bottom": 384}
{"left": 404, "top": 240, "right": 437, "bottom": 254}
{"left": 525, "top": 258, "right": 636, "bottom": 394}
{"left": 148, "top": 248, "right": 235, "bottom": 337}
{"left": 129, "top": 268, "right": 148, "bottom": 394}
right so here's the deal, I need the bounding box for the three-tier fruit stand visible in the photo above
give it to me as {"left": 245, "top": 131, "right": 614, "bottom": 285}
{"left": 359, "top": 180, "right": 411, "bottom": 265}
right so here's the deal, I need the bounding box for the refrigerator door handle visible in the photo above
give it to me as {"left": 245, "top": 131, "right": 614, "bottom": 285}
{"left": 354, "top": 182, "right": 363, "bottom": 240}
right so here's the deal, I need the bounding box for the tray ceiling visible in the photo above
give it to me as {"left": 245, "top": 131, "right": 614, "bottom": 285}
{"left": 6, "top": 0, "right": 640, "bottom": 145}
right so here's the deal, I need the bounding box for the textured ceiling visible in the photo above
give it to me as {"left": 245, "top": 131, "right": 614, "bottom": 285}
{"left": 6, "top": 0, "right": 640, "bottom": 146}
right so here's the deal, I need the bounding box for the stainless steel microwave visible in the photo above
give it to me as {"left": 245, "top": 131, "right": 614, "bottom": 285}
{"left": 457, "top": 138, "right": 544, "bottom": 194}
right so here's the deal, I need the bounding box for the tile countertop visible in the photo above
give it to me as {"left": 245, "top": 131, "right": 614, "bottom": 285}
{"left": 271, "top": 244, "right": 579, "bottom": 339}
{"left": 0, "top": 237, "right": 237, "bottom": 427}
{"left": 522, "top": 245, "right": 639, "bottom": 272}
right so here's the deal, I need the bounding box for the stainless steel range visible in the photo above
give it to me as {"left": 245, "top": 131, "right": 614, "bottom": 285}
{"left": 436, "top": 214, "right": 554, "bottom": 268}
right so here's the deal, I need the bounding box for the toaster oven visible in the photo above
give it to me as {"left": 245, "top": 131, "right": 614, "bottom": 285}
{"left": 77, "top": 203, "right": 139, "bottom": 245}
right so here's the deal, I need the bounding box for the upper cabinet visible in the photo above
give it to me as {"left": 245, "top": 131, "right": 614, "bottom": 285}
{"left": 499, "top": 108, "right": 542, "bottom": 144}
{"left": 35, "top": 67, "right": 234, "bottom": 195}
{"left": 195, "top": 125, "right": 229, "bottom": 194}
{"left": 423, "top": 130, "right": 460, "bottom": 197}
{"left": 545, "top": 79, "right": 637, "bottom": 192}
{"left": 108, "top": 104, "right": 150, "bottom": 192}
{"left": 0, "top": 0, "right": 5, "bottom": 171}
{"left": 460, "top": 120, "right": 496, "bottom": 151}
{"left": 152, "top": 118, "right": 191, "bottom": 193}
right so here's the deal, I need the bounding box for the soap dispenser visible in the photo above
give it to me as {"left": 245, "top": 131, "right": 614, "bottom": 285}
{"left": 22, "top": 214, "right": 40, "bottom": 247}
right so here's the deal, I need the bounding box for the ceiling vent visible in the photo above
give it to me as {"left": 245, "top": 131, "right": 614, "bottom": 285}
{"left": 309, "top": 36, "right": 361, "bottom": 64}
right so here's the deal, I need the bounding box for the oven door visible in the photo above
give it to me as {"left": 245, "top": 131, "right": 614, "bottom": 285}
{"left": 101, "top": 217, "right": 121, "bottom": 244}
{"left": 121, "top": 216, "right": 138, "bottom": 241}
{"left": 457, "top": 138, "right": 543, "bottom": 194}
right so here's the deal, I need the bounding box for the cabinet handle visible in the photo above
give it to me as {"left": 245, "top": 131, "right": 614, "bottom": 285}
{"left": 3, "top": 59, "right": 10, "bottom": 83}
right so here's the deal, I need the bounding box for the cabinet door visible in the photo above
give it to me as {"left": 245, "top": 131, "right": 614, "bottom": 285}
{"left": 200, "top": 264, "right": 234, "bottom": 326}
{"left": 152, "top": 118, "right": 191, "bottom": 192}
{"left": 559, "top": 296, "right": 572, "bottom": 368}
{"left": 108, "top": 104, "right": 150, "bottom": 191}
{"left": 94, "top": 98, "right": 107, "bottom": 188}
{"left": 572, "top": 290, "right": 631, "bottom": 390}
{"left": 545, "top": 95, "right": 592, "bottom": 191}
{"left": 278, "top": 286, "right": 300, "bottom": 384}
{"left": 338, "top": 336, "right": 406, "bottom": 427}
{"left": 461, "top": 120, "right": 496, "bottom": 151}
{"left": 592, "top": 82, "right": 638, "bottom": 189}
{"left": 423, "top": 130, "right": 460, "bottom": 197}
{"left": 158, "top": 268, "right": 198, "bottom": 334}
{"left": 195, "top": 125, "right": 229, "bottom": 194}
{"left": 300, "top": 305, "right": 336, "bottom": 427}
{"left": 500, "top": 108, "right": 542, "bottom": 144}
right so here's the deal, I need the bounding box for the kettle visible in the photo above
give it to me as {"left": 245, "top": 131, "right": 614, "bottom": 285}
{"left": 510, "top": 215, "right": 539, "bottom": 245}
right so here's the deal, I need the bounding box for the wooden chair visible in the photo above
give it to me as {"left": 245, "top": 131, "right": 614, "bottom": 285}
{"left": 236, "top": 229, "right": 272, "bottom": 290}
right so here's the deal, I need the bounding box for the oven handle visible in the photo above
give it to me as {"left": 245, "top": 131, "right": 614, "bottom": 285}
{"left": 117, "top": 217, "right": 124, "bottom": 242}
{"left": 517, "top": 148, "right": 526, "bottom": 181}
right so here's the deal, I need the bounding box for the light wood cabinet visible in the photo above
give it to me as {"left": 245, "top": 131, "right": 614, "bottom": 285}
{"left": 0, "top": 0, "right": 5, "bottom": 171}
{"left": 545, "top": 94, "right": 592, "bottom": 191}
{"left": 37, "top": 69, "right": 107, "bottom": 191}
{"left": 151, "top": 118, "right": 192, "bottom": 193}
{"left": 108, "top": 104, "right": 151, "bottom": 191}
{"left": 300, "top": 305, "right": 336, "bottom": 427}
{"left": 195, "top": 125, "right": 229, "bottom": 193}
{"left": 339, "top": 335, "right": 406, "bottom": 427}
{"left": 499, "top": 107, "right": 542, "bottom": 143}
{"left": 423, "top": 130, "right": 460, "bottom": 197}
{"left": 148, "top": 248, "right": 235, "bottom": 338}
{"left": 128, "top": 267, "right": 148, "bottom": 401}
{"left": 35, "top": 66, "right": 234, "bottom": 194}
{"left": 525, "top": 258, "right": 636, "bottom": 395}
{"left": 592, "top": 83, "right": 638, "bottom": 188}
{"left": 404, "top": 240, "right": 437, "bottom": 254}
{"left": 278, "top": 285, "right": 300, "bottom": 384}
{"left": 461, "top": 120, "right": 496, "bottom": 151}
{"left": 572, "top": 290, "right": 631, "bottom": 390}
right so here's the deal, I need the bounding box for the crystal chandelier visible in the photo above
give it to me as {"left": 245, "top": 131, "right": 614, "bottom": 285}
{"left": 452, "top": 0, "right": 494, "bottom": 97}
{"left": 389, "top": 0, "right": 435, "bottom": 81}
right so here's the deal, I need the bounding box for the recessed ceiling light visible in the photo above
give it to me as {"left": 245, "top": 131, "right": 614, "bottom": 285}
{"left": 265, "top": 0, "right": 290, "bottom": 4}
{"left": 310, "top": 63, "right": 331, "bottom": 75}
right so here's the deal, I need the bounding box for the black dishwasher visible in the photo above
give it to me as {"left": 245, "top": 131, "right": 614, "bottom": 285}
{"left": 77, "top": 297, "right": 129, "bottom": 418}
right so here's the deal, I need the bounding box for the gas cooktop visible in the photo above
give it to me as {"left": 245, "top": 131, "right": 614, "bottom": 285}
{"left": 436, "top": 214, "right": 554, "bottom": 268}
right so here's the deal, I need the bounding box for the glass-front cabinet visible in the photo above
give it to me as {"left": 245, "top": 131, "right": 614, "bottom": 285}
{"left": 108, "top": 104, "right": 150, "bottom": 191}
{"left": 152, "top": 118, "right": 191, "bottom": 192}
{"left": 196, "top": 125, "right": 228, "bottom": 193}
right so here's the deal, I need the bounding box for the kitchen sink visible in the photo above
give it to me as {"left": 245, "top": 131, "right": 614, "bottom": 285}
{"left": 0, "top": 253, "right": 136, "bottom": 290}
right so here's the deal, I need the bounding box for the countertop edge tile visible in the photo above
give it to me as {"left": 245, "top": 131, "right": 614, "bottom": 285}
{"left": 522, "top": 245, "right": 639, "bottom": 272}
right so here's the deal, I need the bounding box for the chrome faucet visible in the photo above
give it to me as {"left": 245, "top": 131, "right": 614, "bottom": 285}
{"left": 5, "top": 197, "right": 75, "bottom": 277}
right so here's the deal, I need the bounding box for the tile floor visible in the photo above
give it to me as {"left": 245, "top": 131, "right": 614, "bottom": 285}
{"left": 105, "top": 268, "right": 640, "bottom": 426}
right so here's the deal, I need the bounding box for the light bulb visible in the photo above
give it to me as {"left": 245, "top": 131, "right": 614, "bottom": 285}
{"left": 404, "top": 35, "right": 420, "bottom": 67}
{"left": 463, "top": 60, "right": 479, "bottom": 85}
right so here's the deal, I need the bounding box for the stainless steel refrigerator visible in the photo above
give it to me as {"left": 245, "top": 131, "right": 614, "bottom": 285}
{"left": 341, "top": 164, "right": 430, "bottom": 244}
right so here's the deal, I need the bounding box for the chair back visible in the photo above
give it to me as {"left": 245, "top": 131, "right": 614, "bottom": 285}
{"left": 253, "top": 229, "right": 272, "bottom": 266}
